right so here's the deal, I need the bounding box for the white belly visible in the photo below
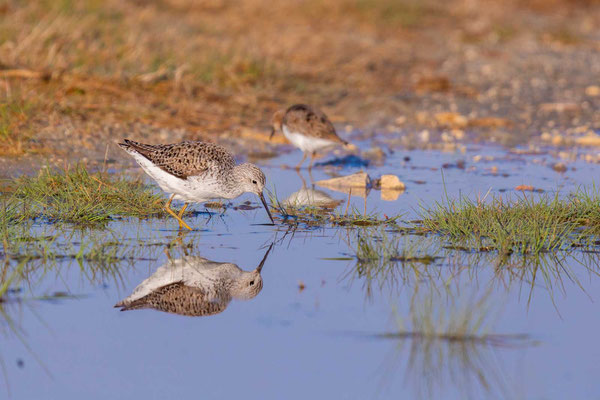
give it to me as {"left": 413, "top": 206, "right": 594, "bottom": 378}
{"left": 131, "top": 152, "right": 224, "bottom": 203}
{"left": 283, "top": 126, "right": 337, "bottom": 153}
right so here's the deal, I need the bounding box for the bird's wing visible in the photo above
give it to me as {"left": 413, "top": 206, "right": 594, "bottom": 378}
{"left": 119, "top": 140, "right": 235, "bottom": 179}
{"left": 284, "top": 104, "right": 346, "bottom": 144}
{"left": 115, "top": 282, "right": 230, "bottom": 317}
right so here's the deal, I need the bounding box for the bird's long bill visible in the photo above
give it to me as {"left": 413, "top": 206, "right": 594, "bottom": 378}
{"left": 259, "top": 192, "right": 274, "bottom": 224}
{"left": 269, "top": 126, "right": 275, "bottom": 140}
{"left": 256, "top": 243, "right": 274, "bottom": 272}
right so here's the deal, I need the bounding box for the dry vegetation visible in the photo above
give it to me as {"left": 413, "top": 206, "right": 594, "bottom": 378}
{"left": 0, "top": 0, "right": 599, "bottom": 165}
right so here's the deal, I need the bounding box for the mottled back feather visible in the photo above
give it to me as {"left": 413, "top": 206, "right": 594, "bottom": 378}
{"left": 283, "top": 104, "right": 347, "bottom": 144}
{"left": 116, "top": 282, "right": 229, "bottom": 317}
{"left": 119, "top": 139, "right": 236, "bottom": 179}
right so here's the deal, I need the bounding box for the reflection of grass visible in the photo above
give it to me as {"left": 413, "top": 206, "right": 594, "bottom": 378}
{"left": 419, "top": 190, "right": 600, "bottom": 255}
{"left": 0, "top": 222, "right": 193, "bottom": 394}
{"left": 490, "top": 250, "right": 600, "bottom": 311}
{"left": 1, "top": 227, "right": 151, "bottom": 294}
{"left": 344, "top": 228, "right": 441, "bottom": 300}
{"left": 2, "top": 164, "right": 164, "bottom": 227}
{"left": 379, "top": 286, "right": 535, "bottom": 399}
{"left": 343, "top": 226, "right": 600, "bottom": 307}
{"left": 355, "top": 228, "right": 436, "bottom": 265}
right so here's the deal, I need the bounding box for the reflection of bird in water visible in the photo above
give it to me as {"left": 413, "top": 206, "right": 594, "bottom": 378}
{"left": 115, "top": 244, "right": 273, "bottom": 317}
{"left": 284, "top": 187, "right": 342, "bottom": 209}
{"left": 282, "top": 168, "right": 342, "bottom": 209}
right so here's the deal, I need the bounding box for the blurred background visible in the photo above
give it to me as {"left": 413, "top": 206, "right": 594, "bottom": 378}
{"left": 0, "top": 0, "right": 599, "bottom": 169}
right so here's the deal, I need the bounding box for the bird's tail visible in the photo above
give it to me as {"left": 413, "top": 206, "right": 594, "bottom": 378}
{"left": 114, "top": 299, "right": 146, "bottom": 312}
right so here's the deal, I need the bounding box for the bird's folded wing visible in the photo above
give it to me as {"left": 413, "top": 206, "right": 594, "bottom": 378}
{"left": 123, "top": 140, "right": 235, "bottom": 179}
{"left": 116, "top": 282, "right": 229, "bottom": 317}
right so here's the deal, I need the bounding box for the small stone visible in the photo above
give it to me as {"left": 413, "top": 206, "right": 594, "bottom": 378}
{"left": 515, "top": 185, "right": 535, "bottom": 191}
{"left": 539, "top": 103, "right": 579, "bottom": 113}
{"left": 416, "top": 112, "right": 429, "bottom": 124}
{"left": 551, "top": 135, "right": 564, "bottom": 146}
{"left": 315, "top": 172, "right": 370, "bottom": 190}
{"left": 468, "top": 117, "right": 511, "bottom": 128}
{"left": 298, "top": 281, "right": 306, "bottom": 292}
{"left": 434, "top": 112, "right": 468, "bottom": 128}
{"left": 585, "top": 86, "right": 600, "bottom": 97}
{"left": 380, "top": 175, "right": 406, "bottom": 191}
{"left": 451, "top": 129, "right": 465, "bottom": 140}
{"left": 575, "top": 133, "right": 600, "bottom": 147}
{"left": 552, "top": 162, "right": 567, "bottom": 173}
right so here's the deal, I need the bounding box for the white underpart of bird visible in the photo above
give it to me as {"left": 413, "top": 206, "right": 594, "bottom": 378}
{"left": 282, "top": 126, "right": 338, "bottom": 153}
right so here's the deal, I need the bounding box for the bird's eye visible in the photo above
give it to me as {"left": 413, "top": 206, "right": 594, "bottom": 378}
{"left": 252, "top": 180, "right": 257, "bottom": 185}
{"left": 250, "top": 280, "right": 255, "bottom": 286}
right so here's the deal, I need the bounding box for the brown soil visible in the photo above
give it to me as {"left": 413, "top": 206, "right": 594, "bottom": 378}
{"left": 1, "top": 0, "right": 599, "bottom": 174}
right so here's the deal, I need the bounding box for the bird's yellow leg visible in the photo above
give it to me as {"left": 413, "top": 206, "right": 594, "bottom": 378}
{"left": 178, "top": 203, "right": 189, "bottom": 218}
{"left": 177, "top": 203, "right": 190, "bottom": 230}
{"left": 295, "top": 152, "right": 308, "bottom": 170}
{"left": 164, "top": 195, "right": 192, "bottom": 231}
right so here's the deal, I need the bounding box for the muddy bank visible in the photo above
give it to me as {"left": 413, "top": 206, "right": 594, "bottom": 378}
{"left": 1, "top": 0, "right": 600, "bottom": 174}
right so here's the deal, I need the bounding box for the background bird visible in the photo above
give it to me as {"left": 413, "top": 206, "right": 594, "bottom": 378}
{"left": 118, "top": 139, "right": 274, "bottom": 230}
{"left": 270, "top": 104, "right": 353, "bottom": 169}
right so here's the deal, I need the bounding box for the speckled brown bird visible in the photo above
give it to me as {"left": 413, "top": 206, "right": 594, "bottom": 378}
{"left": 270, "top": 104, "right": 350, "bottom": 169}
{"left": 118, "top": 139, "right": 274, "bottom": 230}
{"left": 114, "top": 244, "right": 273, "bottom": 317}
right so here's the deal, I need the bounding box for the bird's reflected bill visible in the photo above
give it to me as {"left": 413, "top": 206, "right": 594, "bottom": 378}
{"left": 269, "top": 127, "right": 275, "bottom": 139}
{"left": 259, "top": 192, "right": 274, "bottom": 224}
{"left": 256, "top": 243, "right": 274, "bottom": 272}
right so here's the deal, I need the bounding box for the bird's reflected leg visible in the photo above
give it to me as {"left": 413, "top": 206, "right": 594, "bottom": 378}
{"left": 295, "top": 168, "right": 307, "bottom": 188}
{"left": 164, "top": 194, "right": 192, "bottom": 231}
{"left": 295, "top": 152, "right": 307, "bottom": 170}
{"left": 219, "top": 201, "right": 228, "bottom": 217}
{"left": 308, "top": 152, "right": 316, "bottom": 183}
{"left": 204, "top": 207, "right": 213, "bottom": 223}
{"left": 308, "top": 151, "right": 316, "bottom": 170}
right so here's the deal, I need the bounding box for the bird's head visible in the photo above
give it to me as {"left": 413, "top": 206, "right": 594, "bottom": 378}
{"left": 270, "top": 109, "right": 285, "bottom": 139}
{"left": 236, "top": 163, "right": 274, "bottom": 224}
{"left": 232, "top": 270, "right": 264, "bottom": 300}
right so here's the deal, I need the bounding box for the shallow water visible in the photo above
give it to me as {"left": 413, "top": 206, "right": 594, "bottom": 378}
{"left": 2, "top": 142, "right": 600, "bottom": 399}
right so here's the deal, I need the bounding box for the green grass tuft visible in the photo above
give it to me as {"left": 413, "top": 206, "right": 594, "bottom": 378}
{"left": 2, "top": 164, "right": 165, "bottom": 227}
{"left": 418, "top": 190, "right": 600, "bottom": 255}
